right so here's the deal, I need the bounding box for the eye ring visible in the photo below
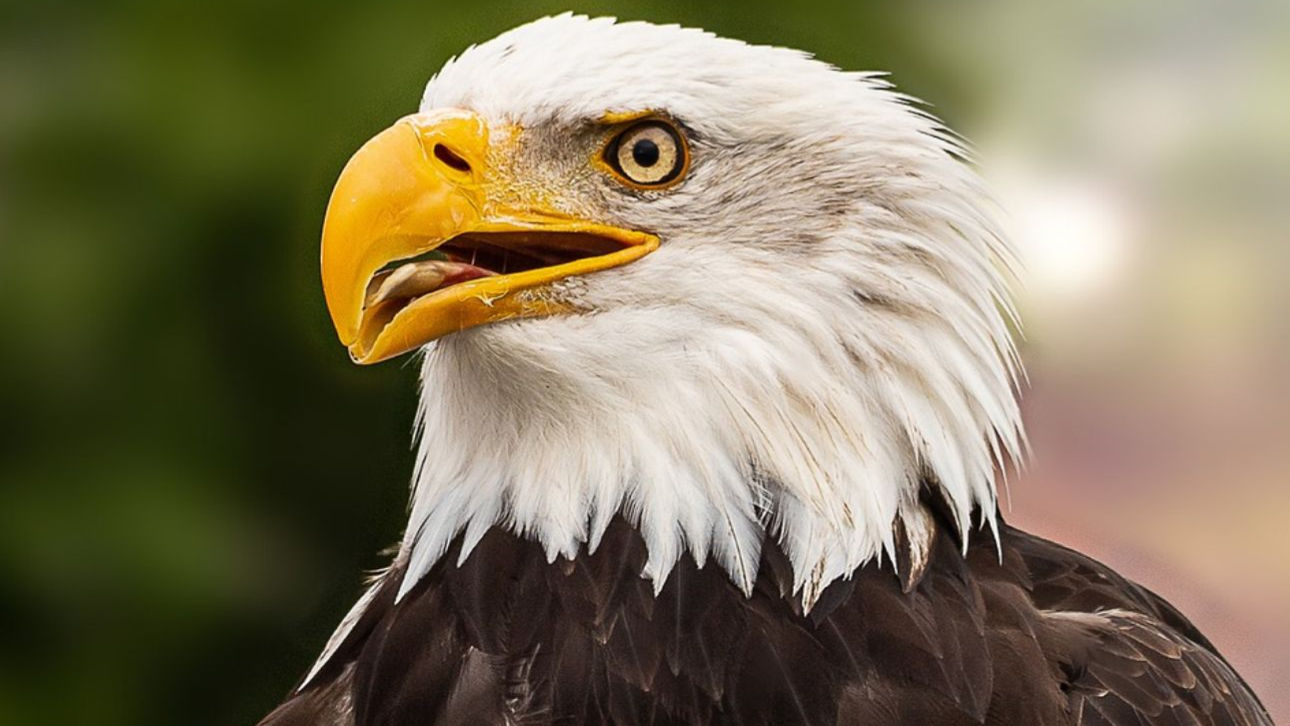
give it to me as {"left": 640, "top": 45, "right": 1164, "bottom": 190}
{"left": 603, "top": 119, "right": 688, "bottom": 188}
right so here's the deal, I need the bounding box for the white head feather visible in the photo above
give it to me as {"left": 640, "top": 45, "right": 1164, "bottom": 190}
{"left": 397, "top": 14, "right": 1024, "bottom": 607}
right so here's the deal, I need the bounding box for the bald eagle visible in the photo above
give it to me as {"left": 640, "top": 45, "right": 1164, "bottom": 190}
{"left": 259, "top": 15, "right": 1272, "bottom": 726}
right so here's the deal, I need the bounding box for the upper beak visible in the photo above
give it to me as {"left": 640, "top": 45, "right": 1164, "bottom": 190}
{"left": 320, "top": 109, "right": 658, "bottom": 364}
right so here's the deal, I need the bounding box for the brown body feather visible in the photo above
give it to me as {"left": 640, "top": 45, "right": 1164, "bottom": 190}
{"left": 258, "top": 506, "right": 1271, "bottom": 726}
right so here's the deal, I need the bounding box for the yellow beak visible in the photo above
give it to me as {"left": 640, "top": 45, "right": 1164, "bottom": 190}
{"left": 320, "top": 109, "right": 658, "bottom": 364}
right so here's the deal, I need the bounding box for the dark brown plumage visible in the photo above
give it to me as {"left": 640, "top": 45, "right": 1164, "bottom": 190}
{"left": 257, "top": 501, "right": 1272, "bottom": 726}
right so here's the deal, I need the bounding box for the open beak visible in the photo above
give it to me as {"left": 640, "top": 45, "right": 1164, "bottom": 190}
{"left": 320, "top": 109, "right": 658, "bottom": 364}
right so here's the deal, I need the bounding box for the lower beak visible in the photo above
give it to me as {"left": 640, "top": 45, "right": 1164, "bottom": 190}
{"left": 320, "top": 109, "right": 658, "bottom": 364}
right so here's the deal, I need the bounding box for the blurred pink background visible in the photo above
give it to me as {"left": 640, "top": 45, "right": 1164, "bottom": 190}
{"left": 930, "top": 0, "right": 1290, "bottom": 716}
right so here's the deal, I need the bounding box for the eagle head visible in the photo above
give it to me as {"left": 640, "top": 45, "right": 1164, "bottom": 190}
{"left": 319, "top": 15, "right": 1023, "bottom": 606}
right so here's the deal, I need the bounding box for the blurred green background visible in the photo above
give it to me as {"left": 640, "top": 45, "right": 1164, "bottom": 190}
{"left": 1, "top": 1, "right": 1286, "bottom": 725}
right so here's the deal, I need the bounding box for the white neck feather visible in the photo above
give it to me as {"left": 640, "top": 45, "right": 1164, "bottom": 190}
{"left": 399, "top": 218, "right": 1023, "bottom": 611}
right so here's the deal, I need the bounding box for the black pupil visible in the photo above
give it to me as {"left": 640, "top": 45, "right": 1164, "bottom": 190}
{"left": 631, "top": 138, "right": 660, "bottom": 167}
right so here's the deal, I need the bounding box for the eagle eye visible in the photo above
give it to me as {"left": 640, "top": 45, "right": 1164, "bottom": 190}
{"left": 604, "top": 120, "right": 687, "bottom": 188}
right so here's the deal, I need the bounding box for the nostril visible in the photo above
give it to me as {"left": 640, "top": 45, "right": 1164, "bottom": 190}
{"left": 433, "top": 143, "right": 472, "bottom": 173}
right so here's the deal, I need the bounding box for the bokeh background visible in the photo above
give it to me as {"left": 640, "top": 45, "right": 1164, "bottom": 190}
{"left": 2, "top": 1, "right": 1287, "bottom": 724}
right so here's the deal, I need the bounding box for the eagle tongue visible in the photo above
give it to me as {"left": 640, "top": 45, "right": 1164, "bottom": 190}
{"left": 365, "top": 259, "right": 495, "bottom": 309}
